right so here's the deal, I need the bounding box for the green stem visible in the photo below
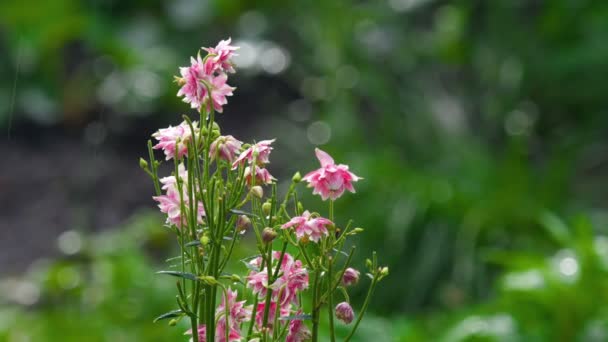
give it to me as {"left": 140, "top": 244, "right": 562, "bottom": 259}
{"left": 344, "top": 275, "right": 379, "bottom": 342}
{"left": 327, "top": 257, "right": 336, "bottom": 342}
{"left": 311, "top": 267, "right": 321, "bottom": 342}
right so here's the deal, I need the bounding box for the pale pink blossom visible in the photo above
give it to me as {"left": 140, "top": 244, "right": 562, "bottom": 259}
{"left": 153, "top": 164, "right": 205, "bottom": 227}
{"left": 286, "top": 314, "right": 311, "bottom": 342}
{"left": 335, "top": 302, "right": 354, "bottom": 324}
{"left": 253, "top": 301, "right": 290, "bottom": 333}
{"left": 302, "top": 148, "right": 361, "bottom": 201}
{"left": 244, "top": 166, "right": 275, "bottom": 186}
{"left": 176, "top": 56, "right": 235, "bottom": 113}
{"left": 210, "top": 135, "right": 243, "bottom": 163}
{"left": 152, "top": 121, "right": 199, "bottom": 160}
{"left": 208, "top": 73, "right": 235, "bottom": 113}
{"left": 232, "top": 139, "right": 275, "bottom": 169}
{"left": 177, "top": 55, "right": 209, "bottom": 110}
{"left": 185, "top": 325, "right": 207, "bottom": 342}
{"left": 216, "top": 288, "right": 252, "bottom": 326}
{"left": 247, "top": 252, "right": 309, "bottom": 312}
{"left": 281, "top": 210, "right": 333, "bottom": 243}
{"left": 342, "top": 268, "right": 360, "bottom": 287}
{"left": 203, "top": 38, "right": 239, "bottom": 74}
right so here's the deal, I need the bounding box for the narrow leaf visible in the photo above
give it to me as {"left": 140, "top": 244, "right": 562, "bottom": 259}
{"left": 157, "top": 271, "right": 199, "bottom": 281}
{"left": 153, "top": 309, "right": 183, "bottom": 323}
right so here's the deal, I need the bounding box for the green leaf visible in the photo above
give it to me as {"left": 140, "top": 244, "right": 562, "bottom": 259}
{"left": 153, "top": 309, "right": 183, "bottom": 323}
{"left": 157, "top": 271, "right": 199, "bottom": 281}
{"left": 185, "top": 240, "right": 201, "bottom": 247}
{"left": 230, "top": 209, "right": 258, "bottom": 218}
{"left": 279, "top": 314, "right": 312, "bottom": 321}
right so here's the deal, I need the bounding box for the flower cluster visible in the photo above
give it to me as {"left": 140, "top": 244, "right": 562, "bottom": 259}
{"left": 281, "top": 211, "right": 332, "bottom": 243}
{"left": 143, "top": 39, "right": 387, "bottom": 342}
{"left": 247, "top": 251, "right": 309, "bottom": 322}
{"left": 176, "top": 39, "right": 238, "bottom": 112}
{"left": 233, "top": 139, "right": 276, "bottom": 187}
{"left": 153, "top": 164, "right": 205, "bottom": 227}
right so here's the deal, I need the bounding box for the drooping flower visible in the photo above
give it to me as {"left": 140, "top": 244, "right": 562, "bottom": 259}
{"left": 247, "top": 252, "right": 309, "bottom": 312}
{"left": 232, "top": 139, "right": 276, "bottom": 169}
{"left": 286, "top": 314, "right": 312, "bottom": 342}
{"left": 177, "top": 55, "right": 209, "bottom": 110}
{"left": 203, "top": 38, "right": 239, "bottom": 74}
{"left": 281, "top": 210, "right": 333, "bottom": 243}
{"left": 214, "top": 288, "right": 251, "bottom": 342}
{"left": 342, "top": 268, "right": 360, "bottom": 287}
{"left": 302, "top": 148, "right": 362, "bottom": 201}
{"left": 153, "top": 164, "right": 205, "bottom": 227}
{"left": 152, "top": 121, "right": 200, "bottom": 160}
{"left": 244, "top": 166, "right": 275, "bottom": 186}
{"left": 210, "top": 135, "right": 243, "bottom": 163}
{"left": 335, "top": 302, "right": 354, "bottom": 324}
{"left": 185, "top": 325, "right": 207, "bottom": 342}
{"left": 176, "top": 54, "right": 235, "bottom": 113}
{"left": 208, "top": 73, "right": 235, "bottom": 113}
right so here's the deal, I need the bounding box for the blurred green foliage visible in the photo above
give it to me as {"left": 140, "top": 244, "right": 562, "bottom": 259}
{"left": 3, "top": 0, "right": 608, "bottom": 340}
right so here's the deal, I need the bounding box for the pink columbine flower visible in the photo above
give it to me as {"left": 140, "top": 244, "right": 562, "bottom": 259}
{"left": 232, "top": 139, "right": 276, "bottom": 169}
{"left": 244, "top": 166, "right": 276, "bottom": 186}
{"left": 210, "top": 135, "right": 243, "bottom": 163}
{"left": 176, "top": 56, "right": 235, "bottom": 113}
{"left": 303, "top": 148, "right": 362, "bottom": 201}
{"left": 253, "top": 301, "right": 291, "bottom": 333}
{"left": 335, "top": 302, "right": 354, "bottom": 324}
{"left": 185, "top": 325, "right": 207, "bottom": 342}
{"left": 286, "top": 314, "right": 312, "bottom": 342}
{"left": 342, "top": 267, "right": 360, "bottom": 287}
{"left": 208, "top": 73, "right": 235, "bottom": 113}
{"left": 203, "top": 38, "right": 239, "bottom": 74}
{"left": 152, "top": 121, "right": 199, "bottom": 160}
{"left": 247, "top": 252, "right": 309, "bottom": 312}
{"left": 177, "top": 55, "right": 209, "bottom": 110}
{"left": 281, "top": 210, "right": 333, "bottom": 243}
{"left": 153, "top": 164, "right": 205, "bottom": 227}
{"left": 211, "top": 288, "right": 251, "bottom": 342}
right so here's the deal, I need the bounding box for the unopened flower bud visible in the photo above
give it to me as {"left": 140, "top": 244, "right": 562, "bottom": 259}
{"left": 230, "top": 274, "right": 241, "bottom": 283}
{"left": 236, "top": 215, "right": 251, "bottom": 233}
{"left": 262, "top": 227, "right": 277, "bottom": 243}
{"left": 262, "top": 202, "right": 272, "bottom": 215}
{"left": 173, "top": 76, "right": 186, "bottom": 86}
{"left": 200, "top": 235, "right": 210, "bottom": 246}
{"left": 353, "top": 227, "right": 364, "bottom": 234}
{"left": 380, "top": 266, "right": 389, "bottom": 277}
{"left": 335, "top": 302, "right": 354, "bottom": 324}
{"left": 297, "top": 202, "right": 304, "bottom": 214}
{"left": 139, "top": 158, "right": 149, "bottom": 170}
{"left": 168, "top": 318, "right": 177, "bottom": 326}
{"left": 250, "top": 186, "right": 263, "bottom": 199}
{"left": 342, "top": 268, "right": 360, "bottom": 287}
{"left": 292, "top": 172, "right": 302, "bottom": 183}
{"left": 365, "top": 258, "right": 372, "bottom": 270}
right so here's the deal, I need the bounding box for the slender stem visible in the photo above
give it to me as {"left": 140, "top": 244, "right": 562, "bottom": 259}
{"left": 327, "top": 256, "right": 336, "bottom": 342}
{"left": 344, "top": 275, "right": 379, "bottom": 342}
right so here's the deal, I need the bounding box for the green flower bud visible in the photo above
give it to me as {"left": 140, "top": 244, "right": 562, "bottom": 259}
{"left": 139, "top": 158, "right": 149, "bottom": 170}
{"left": 250, "top": 186, "right": 264, "bottom": 199}
{"left": 262, "top": 227, "right": 277, "bottom": 243}
{"left": 292, "top": 172, "right": 302, "bottom": 183}
{"left": 262, "top": 202, "right": 272, "bottom": 215}
{"left": 297, "top": 202, "right": 304, "bottom": 214}
{"left": 200, "top": 235, "right": 210, "bottom": 245}
{"left": 168, "top": 319, "right": 177, "bottom": 326}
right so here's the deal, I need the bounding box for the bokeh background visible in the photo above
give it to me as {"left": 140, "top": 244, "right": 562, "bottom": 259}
{"left": 2, "top": 0, "right": 608, "bottom": 341}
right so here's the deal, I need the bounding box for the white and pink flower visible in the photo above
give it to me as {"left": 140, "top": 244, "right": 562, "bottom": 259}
{"left": 342, "top": 267, "right": 360, "bottom": 287}
{"left": 210, "top": 135, "right": 243, "bottom": 163}
{"left": 153, "top": 164, "right": 205, "bottom": 227}
{"left": 303, "top": 148, "right": 361, "bottom": 201}
{"left": 152, "top": 121, "right": 199, "bottom": 160}
{"left": 281, "top": 210, "right": 333, "bottom": 243}
{"left": 203, "top": 38, "right": 239, "bottom": 74}
{"left": 286, "top": 314, "right": 311, "bottom": 342}
{"left": 232, "top": 139, "right": 275, "bottom": 169}
{"left": 335, "top": 302, "right": 354, "bottom": 324}
{"left": 244, "top": 166, "right": 275, "bottom": 186}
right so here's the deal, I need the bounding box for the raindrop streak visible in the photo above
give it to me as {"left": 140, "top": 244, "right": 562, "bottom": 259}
{"left": 7, "top": 37, "right": 23, "bottom": 140}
